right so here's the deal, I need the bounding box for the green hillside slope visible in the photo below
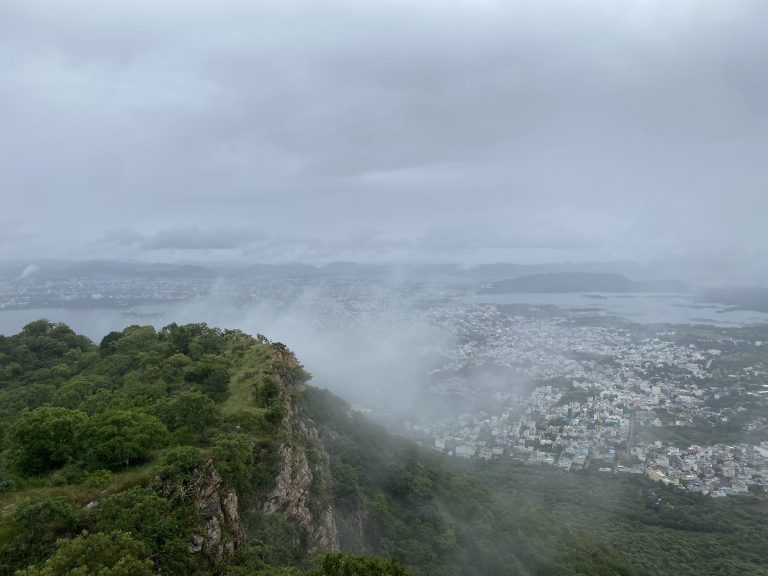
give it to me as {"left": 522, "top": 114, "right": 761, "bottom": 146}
{"left": 0, "top": 321, "right": 765, "bottom": 576}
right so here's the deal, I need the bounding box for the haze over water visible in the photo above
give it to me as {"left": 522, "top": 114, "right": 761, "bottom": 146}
{"left": 2, "top": 289, "right": 767, "bottom": 345}
{"left": 468, "top": 292, "right": 768, "bottom": 326}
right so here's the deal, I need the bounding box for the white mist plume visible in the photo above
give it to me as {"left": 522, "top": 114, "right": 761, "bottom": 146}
{"left": 18, "top": 264, "right": 39, "bottom": 279}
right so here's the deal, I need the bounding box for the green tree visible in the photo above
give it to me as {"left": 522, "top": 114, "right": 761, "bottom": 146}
{"left": 7, "top": 407, "right": 87, "bottom": 474}
{"left": 95, "top": 488, "right": 195, "bottom": 574}
{"left": 13, "top": 499, "right": 78, "bottom": 535}
{"left": 80, "top": 409, "right": 168, "bottom": 469}
{"left": 51, "top": 375, "right": 109, "bottom": 409}
{"left": 212, "top": 434, "right": 255, "bottom": 492}
{"left": 309, "top": 553, "right": 410, "bottom": 576}
{"left": 0, "top": 498, "right": 80, "bottom": 572}
{"left": 0, "top": 385, "right": 55, "bottom": 427}
{"left": 160, "top": 322, "right": 224, "bottom": 358}
{"left": 16, "top": 321, "right": 89, "bottom": 366}
{"left": 256, "top": 377, "right": 281, "bottom": 408}
{"left": 160, "top": 353, "right": 193, "bottom": 387}
{"left": 158, "top": 445, "right": 202, "bottom": 483}
{"left": 162, "top": 391, "right": 219, "bottom": 442}
{"left": 185, "top": 354, "right": 231, "bottom": 400}
{"left": 17, "top": 531, "right": 153, "bottom": 576}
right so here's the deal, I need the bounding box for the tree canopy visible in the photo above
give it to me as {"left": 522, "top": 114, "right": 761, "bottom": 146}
{"left": 0, "top": 322, "right": 766, "bottom": 576}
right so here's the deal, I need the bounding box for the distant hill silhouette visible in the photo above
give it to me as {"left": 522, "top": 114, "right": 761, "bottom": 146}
{"left": 484, "top": 272, "right": 688, "bottom": 294}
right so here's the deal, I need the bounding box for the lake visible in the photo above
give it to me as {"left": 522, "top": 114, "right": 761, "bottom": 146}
{"left": 466, "top": 292, "right": 768, "bottom": 326}
{"left": 2, "top": 290, "right": 768, "bottom": 344}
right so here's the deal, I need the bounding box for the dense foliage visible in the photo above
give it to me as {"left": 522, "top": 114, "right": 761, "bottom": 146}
{"left": 464, "top": 459, "right": 768, "bottom": 576}
{"left": 1, "top": 321, "right": 767, "bottom": 576}
{"left": 0, "top": 321, "right": 408, "bottom": 575}
{"left": 304, "top": 388, "right": 637, "bottom": 576}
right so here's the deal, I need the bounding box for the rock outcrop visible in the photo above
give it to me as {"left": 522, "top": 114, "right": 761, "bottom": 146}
{"left": 264, "top": 444, "right": 339, "bottom": 551}
{"left": 262, "top": 348, "right": 340, "bottom": 553}
{"left": 188, "top": 459, "right": 245, "bottom": 565}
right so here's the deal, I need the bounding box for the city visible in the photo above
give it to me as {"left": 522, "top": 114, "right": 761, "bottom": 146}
{"left": 3, "top": 269, "right": 767, "bottom": 498}
{"left": 413, "top": 303, "right": 768, "bottom": 497}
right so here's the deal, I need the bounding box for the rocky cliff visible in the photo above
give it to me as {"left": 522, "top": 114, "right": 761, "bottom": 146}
{"left": 187, "top": 459, "right": 246, "bottom": 567}
{"left": 262, "top": 347, "right": 339, "bottom": 553}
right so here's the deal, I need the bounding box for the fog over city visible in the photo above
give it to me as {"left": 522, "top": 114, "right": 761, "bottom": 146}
{"left": 3, "top": 3, "right": 768, "bottom": 574}
{"left": 3, "top": 0, "right": 768, "bottom": 421}
{"left": 1, "top": 0, "right": 767, "bottom": 281}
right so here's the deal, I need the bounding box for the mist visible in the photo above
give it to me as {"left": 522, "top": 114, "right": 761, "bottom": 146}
{"left": 2, "top": 2, "right": 768, "bottom": 575}
{"left": 175, "top": 279, "right": 455, "bottom": 412}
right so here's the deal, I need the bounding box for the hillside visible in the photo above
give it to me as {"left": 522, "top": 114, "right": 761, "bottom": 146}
{"left": 485, "top": 273, "right": 688, "bottom": 294}
{"left": 0, "top": 322, "right": 766, "bottom": 575}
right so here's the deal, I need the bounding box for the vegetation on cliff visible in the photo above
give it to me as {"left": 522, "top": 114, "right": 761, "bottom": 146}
{"left": 1, "top": 321, "right": 766, "bottom": 576}
{"left": 0, "top": 321, "right": 408, "bottom": 575}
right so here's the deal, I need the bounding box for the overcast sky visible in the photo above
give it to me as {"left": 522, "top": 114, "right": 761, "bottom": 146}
{"left": 1, "top": 0, "right": 766, "bottom": 270}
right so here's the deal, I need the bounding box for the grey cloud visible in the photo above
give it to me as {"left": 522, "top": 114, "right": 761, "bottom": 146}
{"left": 0, "top": 219, "right": 35, "bottom": 245}
{"left": 140, "top": 227, "right": 268, "bottom": 251}
{"left": 102, "top": 227, "right": 268, "bottom": 251}
{"left": 98, "top": 226, "right": 411, "bottom": 262}
{"left": 101, "top": 228, "right": 146, "bottom": 246}
{"left": 0, "top": 0, "right": 766, "bottom": 272}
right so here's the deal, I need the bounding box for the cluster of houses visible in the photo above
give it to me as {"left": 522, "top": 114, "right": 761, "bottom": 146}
{"left": 415, "top": 303, "right": 768, "bottom": 496}
{"left": 0, "top": 275, "right": 208, "bottom": 309}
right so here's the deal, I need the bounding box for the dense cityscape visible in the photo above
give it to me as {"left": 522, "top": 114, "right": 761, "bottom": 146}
{"left": 418, "top": 303, "right": 768, "bottom": 496}
{"left": 2, "top": 268, "right": 767, "bottom": 499}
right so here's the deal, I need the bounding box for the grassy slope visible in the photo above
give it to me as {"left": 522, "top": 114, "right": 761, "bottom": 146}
{"left": 0, "top": 342, "right": 275, "bottom": 514}
{"left": 222, "top": 342, "right": 274, "bottom": 417}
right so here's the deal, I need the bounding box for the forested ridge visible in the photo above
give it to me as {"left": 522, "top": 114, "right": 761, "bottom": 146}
{"left": 0, "top": 321, "right": 766, "bottom": 575}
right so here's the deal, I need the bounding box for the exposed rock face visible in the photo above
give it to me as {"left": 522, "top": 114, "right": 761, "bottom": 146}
{"left": 189, "top": 534, "right": 204, "bottom": 554}
{"left": 264, "top": 445, "right": 339, "bottom": 552}
{"left": 262, "top": 348, "right": 340, "bottom": 553}
{"left": 264, "top": 446, "right": 311, "bottom": 521}
{"left": 338, "top": 507, "right": 368, "bottom": 553}
{"left": 189, "top": 459, "right": 245, "bottom": 566}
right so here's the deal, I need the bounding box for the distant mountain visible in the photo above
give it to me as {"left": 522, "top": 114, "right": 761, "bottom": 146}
{"left": 698, "top": 287, "right": 768, "bottom": 313}
{"left": 484, "top": 272, "right": 688, "bottom": 294}
{"left": 318, "top": 261, "right": 390, "bottom": 277}
{"left": 45, "top": 261, "right": 216, "bottom": 279}
{"left": 0, "top": 258, "right": 698, "bottom": 288}
{"left": 235, "top": 263, "right": 319, "bottom": 277}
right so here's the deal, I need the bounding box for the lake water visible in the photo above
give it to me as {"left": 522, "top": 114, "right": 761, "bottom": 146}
{"left": 0, "top": 304, "right": 247, "bottom": 342}
{"left": 2, "top": 291, "right": 768, "bottom": 344}
{"left": 466, "top": 292, "right": 768, "bottom": 326}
